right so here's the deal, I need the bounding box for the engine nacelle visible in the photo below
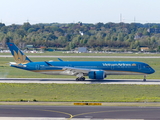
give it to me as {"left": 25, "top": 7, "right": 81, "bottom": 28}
{"left": 88, "top": 71, "right": 106, "bottom": 80}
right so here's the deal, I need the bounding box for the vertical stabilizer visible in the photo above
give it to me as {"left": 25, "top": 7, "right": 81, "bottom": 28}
{"left": 7, "top": 43, "right": 32, "bottom": 64}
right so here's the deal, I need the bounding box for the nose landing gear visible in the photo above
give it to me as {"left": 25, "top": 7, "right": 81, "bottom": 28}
{"left": 143, "top": 75, "right": 146, "bottom": 82}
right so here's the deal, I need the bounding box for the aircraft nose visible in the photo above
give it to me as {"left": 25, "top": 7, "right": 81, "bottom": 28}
{"left": 150, "top": 68, "right": 155, "bottom": 74}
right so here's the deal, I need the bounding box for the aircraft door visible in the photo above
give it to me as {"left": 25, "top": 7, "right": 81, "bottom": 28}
{"left": 36, "top": 64, "right": 40, "bottom": 70}
{"left": 138, "top": 64, "right": 141, "bottom": 70}
{"left": 111, "top": 65, "right": 114, "bottom": 70}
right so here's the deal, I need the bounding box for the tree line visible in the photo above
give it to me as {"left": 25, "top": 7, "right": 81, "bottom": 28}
{"left": 0, "top": 22, "right": 160, "bottom": 51}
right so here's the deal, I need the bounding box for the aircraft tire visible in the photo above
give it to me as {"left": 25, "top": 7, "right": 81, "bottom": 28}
{"left": 76, "top": 77, "right": 85, "bottom": 81}
{"left": 76, "top": 78, "right": 80, "bottom": 81}
{"left": 81, "top": 77, "right": 85, "bottom": 81}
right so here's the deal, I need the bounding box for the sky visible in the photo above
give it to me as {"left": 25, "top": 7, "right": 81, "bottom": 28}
{"left": 0, "top": 0, "right": 160, "bottom": 25}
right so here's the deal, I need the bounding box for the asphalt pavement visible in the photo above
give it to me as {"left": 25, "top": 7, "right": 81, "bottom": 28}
{"left": 0, "top": 105, "right": 160, "bottom": 119}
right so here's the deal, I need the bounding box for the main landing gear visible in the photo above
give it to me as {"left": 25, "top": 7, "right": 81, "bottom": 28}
{"left": 76, "top": 73, "right": 85, "bottom": 81}
{"left": 143, "top": 75, "right": 146, "bottom": 82}
{"left": 76, "top": 77, "right": 85, "bottom": 81}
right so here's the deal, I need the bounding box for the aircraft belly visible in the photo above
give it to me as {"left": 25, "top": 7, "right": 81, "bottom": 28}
{"left": 35, "top": 69, "right": 145, "bottom": 76}
{"left": 38, "top": 71, "right": 62, "bottom": 75}
{"left": 105, "top": 71, "right": 145, "bottom": 75}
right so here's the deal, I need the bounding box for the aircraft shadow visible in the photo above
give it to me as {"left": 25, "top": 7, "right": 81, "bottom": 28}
{"left": 40, "top": 79, "right": 160, "bottom": 83}
{"left": 86, "top": 79, "right": 160, "bottom": 83}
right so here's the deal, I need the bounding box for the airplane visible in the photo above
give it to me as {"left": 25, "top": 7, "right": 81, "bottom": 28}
{"left": 7, "top": 42, "right": 155, "bottom": 81}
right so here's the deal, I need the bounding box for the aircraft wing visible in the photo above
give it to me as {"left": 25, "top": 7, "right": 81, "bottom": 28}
{"left": 57, "top": 66, "right": 95, "bottom": 76}
{"left": 62, "top": 66, "right": 91, "bottom": 73}
{"left": 45, "top": 61, "right": 99, "bottom": 75}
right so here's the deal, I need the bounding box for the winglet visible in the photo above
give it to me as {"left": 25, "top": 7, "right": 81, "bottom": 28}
{"left": 7, "top": 43, "right": 32, "bottom": 64}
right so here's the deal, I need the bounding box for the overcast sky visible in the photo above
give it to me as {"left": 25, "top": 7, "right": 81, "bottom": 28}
{"left": 0, "top": 0, "right": 160, "bottom": 25}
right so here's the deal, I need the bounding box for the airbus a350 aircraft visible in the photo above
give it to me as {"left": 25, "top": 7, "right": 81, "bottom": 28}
{"left": 7, "top": 43, "right": 155, "bottom": 81}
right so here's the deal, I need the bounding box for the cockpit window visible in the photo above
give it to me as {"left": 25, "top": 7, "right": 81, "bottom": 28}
{"left": 145, "top": 65, "right": 150, "bottom": 68}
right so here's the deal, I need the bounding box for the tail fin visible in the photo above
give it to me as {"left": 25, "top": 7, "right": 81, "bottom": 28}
{"left": 7, "top": 43, "right": 32, "bottom": 64}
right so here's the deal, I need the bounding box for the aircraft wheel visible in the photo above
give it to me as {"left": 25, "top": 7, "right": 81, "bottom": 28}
{"left": 143, "top": 75, "right": 146, "bottom": 82}
{"left": 76, "top": 77, "right": 85, "bottom": 81}
{"left": 76, "top": 78, "right": 80, "bottom": 81}
{"left": 82, "top": 77, "right": 85, "bottom": 81}
{"left": 143, "top": 79, "right": 146, "bottom": 82}
{"left": 79, "top": 77, "right": 85, "bottom": 81}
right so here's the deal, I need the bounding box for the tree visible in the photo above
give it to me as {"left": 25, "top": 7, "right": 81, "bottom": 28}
{"left": 1, "top": 26, "right": 7, "bottom": 34}
{"left": 47, "top": 33, "right": 57, "bottom": 40}
{"left": 157, "top": 46, "right": 160, "bottom": 52}
{"left": 22, "top": 22, "right": 31, "bottom": 31}
{"left": 117, "top": 33, "right": 124, "bottom": 41}
{"left": 16, "top": 29, "right": 26, "bottom": 38}
{"left": 2, "top": 36, "right": 11, "bottom": 48}
{"left": 0, "top": 23, "right": 5, "bottom": 29}
{"left": 69, "top": 42, "right": 75, "bottom": 49}
{"left": 1, "top": 22, "right": 160, "bottom": 51}
{"left": 95, "top": 22, "right": 104, "bottom": 29}
{"left": 28, "top": 28, "right": 36, "bottom": 33}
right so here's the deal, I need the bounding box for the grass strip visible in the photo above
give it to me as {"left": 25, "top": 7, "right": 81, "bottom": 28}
{"left": 1, "top": 83, "right": 160, "bottom": 102}
{"left": 1, "top": 102, "right": 160, "bottom": 107}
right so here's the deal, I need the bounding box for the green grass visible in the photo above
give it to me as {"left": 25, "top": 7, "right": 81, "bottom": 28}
{"left": 0, "top": 57, "right": 159, "bottom": 79}
{"left": 0, "top": 56, "right": 160, "bottom": 102}
{"left": 0, "top": 83, "right": 160, "bottom": 102}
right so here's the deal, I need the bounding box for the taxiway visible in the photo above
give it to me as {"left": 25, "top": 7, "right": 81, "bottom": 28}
{"left": 0, "top": 105, "right": 160, "bottom": 119}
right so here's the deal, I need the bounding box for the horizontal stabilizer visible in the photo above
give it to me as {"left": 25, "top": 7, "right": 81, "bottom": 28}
{"left": 45, "top": 61, "right": 53, "bottom": 66}
{"left": 58, "top": 58, "right": 63, "bottom": 61}
{"left": 9, "top": 62, "right": 17, "bottom": 65}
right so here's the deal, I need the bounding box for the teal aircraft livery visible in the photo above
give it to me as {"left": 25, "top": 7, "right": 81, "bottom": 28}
{"left": 7, "top": 43, "right": 155, "bottom": 81}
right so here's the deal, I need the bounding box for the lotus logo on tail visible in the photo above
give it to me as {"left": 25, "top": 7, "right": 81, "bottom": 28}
{"left": 13, "top": 50, "right": 30, "bottom": 64}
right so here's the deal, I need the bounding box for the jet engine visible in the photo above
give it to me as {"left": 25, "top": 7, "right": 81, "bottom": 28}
{"left": 88, "top": 71, "right": 106, "bottom": 80}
